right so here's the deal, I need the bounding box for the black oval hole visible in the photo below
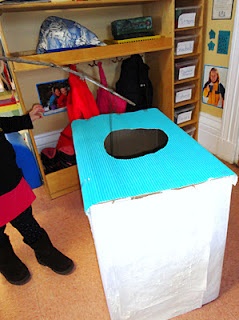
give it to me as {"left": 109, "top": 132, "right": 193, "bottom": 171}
{"left": 104, "top": 128, "right": 168, "bottom": 159}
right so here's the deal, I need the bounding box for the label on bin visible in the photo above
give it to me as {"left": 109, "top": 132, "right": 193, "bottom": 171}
{"left": 178, "top": 13, "right": 196, "bottom": 28}
{"left": 175, "top": 89, "right": 192, "bottom": 103}
{"left": 179, "top": 66, "right": 196, "bottom": 80}
{"left": 176, "top": 40, "right": 194, "bottom": 55}
{"left": 177, "top": 110, "right": 193, "bottom": 124}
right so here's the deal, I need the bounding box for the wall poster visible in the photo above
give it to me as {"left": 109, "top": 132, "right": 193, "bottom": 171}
{"left": 202, "top": 65, "right": 228, "bottom": 109}
{"left": 212, "top": 0, "right": 234, "bottom": 20}
{"left": 36, "top": 79, "right": 69, "bottom": 116}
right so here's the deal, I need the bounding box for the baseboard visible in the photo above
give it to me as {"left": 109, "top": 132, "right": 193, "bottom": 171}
{"left": 34, "top": 129, "right": 62, "bottom": 153}
{"left": 216, "top": 138, "right": 237, "bottom": 163}
{"left": 198, "top": 112, "right": 221, "bottom": 155}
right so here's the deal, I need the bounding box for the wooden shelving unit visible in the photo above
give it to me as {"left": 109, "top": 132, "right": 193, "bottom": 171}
{"left": 173, "top": 0, "right": 205, "bottom": 139}
{"left": 0, "top": 0, "right": 204, "bottom": 199}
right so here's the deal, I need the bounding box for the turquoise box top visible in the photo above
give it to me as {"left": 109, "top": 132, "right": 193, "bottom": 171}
{"left": 72, "top": 108, "right": 236, "bottom": 213}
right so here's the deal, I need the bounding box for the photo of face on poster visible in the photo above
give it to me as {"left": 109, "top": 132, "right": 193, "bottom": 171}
{"left": 36, "top": 79, "right": 69, "bottom": 116}
{"left": 202, "top": 65, "right": 228, "bottom": 109}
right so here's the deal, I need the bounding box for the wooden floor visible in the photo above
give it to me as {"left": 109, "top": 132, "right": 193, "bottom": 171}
{"left": 1, "top": 161, "right": 239, "bottom": 320}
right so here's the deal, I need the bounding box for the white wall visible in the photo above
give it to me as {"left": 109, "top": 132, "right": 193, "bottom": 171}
{"left": 199, "top": 0, "right": 239, "bottom": 164}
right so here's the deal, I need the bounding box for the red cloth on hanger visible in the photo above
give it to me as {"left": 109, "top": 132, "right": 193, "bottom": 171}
{"left": 67, "top": 64, "right": 99, "bottom": 122}
{"left": 96, "top": 61, "right": 127, "bottom": 114}
{"left": 57, "top": 65, "right": 99, "bottom": 150}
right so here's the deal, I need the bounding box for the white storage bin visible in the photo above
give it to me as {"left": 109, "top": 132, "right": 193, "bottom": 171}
{"left": 72, "top": 108, "right": 237, "bottom": 320}
{"left": 174, "top": 84, "right": 195, "bottom": 104}
{"left": 175, "top": 34, "right": 198, "bottom": 56}
{"left": 174, "top": 104, "right": 195, "bottom": 124}
{"left": 175, "top": 59, "right": 198, "bottom": 81}
{"left": 175, "top": 6, "right": 201, "bottom": 29}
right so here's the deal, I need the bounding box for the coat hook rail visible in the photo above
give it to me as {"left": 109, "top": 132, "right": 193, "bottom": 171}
{"left": 111, "top": 57, "right": 123, "bottom": 63}
{"left": 0, "top": 55, "right": 136, "bottom": 106}
{"left": 88, "top": 60, "right": 98, "bottom": 67}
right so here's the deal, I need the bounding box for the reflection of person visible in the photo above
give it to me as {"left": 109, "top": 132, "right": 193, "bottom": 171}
{"left": 48, "top": 86, "right": 61, "bottom": 110}
{"left": 57, "top": 86, "right": 68, "bottom": 108}
{"left": 203, "top": 67, "right": 225, "bottom": 108}
{"left": 0, "top": 104, "right": 74, "bottom": 285}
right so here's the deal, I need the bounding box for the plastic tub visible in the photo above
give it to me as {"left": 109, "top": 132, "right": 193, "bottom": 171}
{"left": 175, "top": 34, "right": 198, "bottom": 56}
{"left": 174, "top": 104, "right": 195, "bottom": 124}
{"left": 183, "top": 124, "right": 196, "bottom": 137}
{"left": 174, "top": 84, "right": 195, "bottom": 104}
{"left": 175, "top": 59, "right": 198, "bottom": 81}
{"left": 175, "top": 6, "right": 201, "bottom": 29}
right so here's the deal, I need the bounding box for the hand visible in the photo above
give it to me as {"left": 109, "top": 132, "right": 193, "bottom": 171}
{"left": 29, "top": 103, "right": 44, "bottom": 122}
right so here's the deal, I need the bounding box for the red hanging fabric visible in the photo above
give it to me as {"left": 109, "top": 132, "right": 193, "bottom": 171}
{"left": 57, "top": 65, "right": 99, "bottom": 150}
{"left": 56, "top": 123, "right": 73, "bottom": 150}
{"left": 96, "top": 61, "right": 127, "bottom": 114}
{"left": 67, "top": 64, "right": 99, "bottom": 122}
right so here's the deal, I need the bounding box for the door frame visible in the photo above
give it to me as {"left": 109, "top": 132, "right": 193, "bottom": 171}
{"left": 217, "top": 0, "right": 239, "bottom": 164}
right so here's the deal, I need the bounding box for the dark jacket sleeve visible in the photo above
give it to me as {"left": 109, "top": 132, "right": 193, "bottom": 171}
{"left": 0, "top": 114, "right": 33, "bottom": 133}
{"left": 219, "top": 83, "right": 225, "bottom": 100}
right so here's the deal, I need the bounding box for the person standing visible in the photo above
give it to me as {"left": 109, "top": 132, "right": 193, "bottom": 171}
{"left": 0, "top": 103, "right": 74, "bottom": 285}
{"left": 49, "top": 86, "right": 61, "bottom": 110}
{"left": 57, "top": 85, "right": 68, "bottom": 108}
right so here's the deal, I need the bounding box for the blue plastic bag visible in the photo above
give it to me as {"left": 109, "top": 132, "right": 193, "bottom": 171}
{"left": 36, "top": 16, "right": 105, "bottom": 54}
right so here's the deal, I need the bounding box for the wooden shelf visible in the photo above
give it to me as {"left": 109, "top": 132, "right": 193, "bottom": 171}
{"left": 174, "top": 52, "right": 201, "bottom": 60}
{"left": 0, "top": 0, "right": 160, "bottom": 13}
{"left": 174, "top": 76, "right": 200, "bottom": 85}
{"left": 178, "top": 119, "right": 197, "bottom": 128}
{"left": 174, "top": 26, "right": 202, "bottom": 33}
{"left": 174, "top": 99, "right": 199, "bottom": 108}
{"left": 0, "top": 0, "right": 189, "bottom": 198}
{"left": 11, "top": 38, "right": 172, "bottom": 72}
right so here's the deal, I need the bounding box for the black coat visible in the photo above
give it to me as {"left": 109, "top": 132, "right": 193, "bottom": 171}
{"left": 0, "top": 114, "right": 33, "bottom": 195}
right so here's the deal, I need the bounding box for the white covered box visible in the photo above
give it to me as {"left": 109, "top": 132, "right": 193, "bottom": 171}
{"left": 72, "top": 109, "right": 237, "bottom": 320}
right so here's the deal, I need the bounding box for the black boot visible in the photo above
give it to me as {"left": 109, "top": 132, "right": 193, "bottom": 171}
{"left": 0, "top": 234, "right": 31, "bottom": 285}
{"left": 26, "top": 229, "right": 74, "bottom": 275}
